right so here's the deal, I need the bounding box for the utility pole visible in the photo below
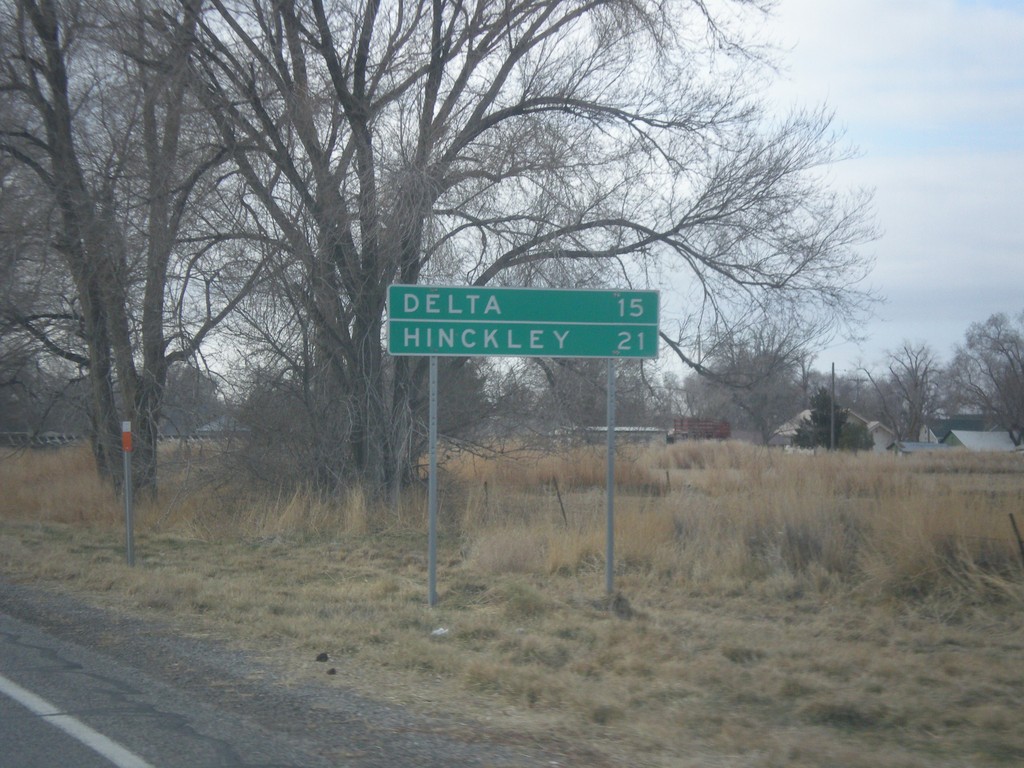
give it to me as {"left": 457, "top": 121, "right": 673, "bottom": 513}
{"left": 830, "top": 363, "right": 836, "bottom": 451}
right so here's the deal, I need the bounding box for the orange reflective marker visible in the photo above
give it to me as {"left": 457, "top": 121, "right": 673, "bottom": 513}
{"left": 121, "top": 421, "right": 132, "bottom": 452}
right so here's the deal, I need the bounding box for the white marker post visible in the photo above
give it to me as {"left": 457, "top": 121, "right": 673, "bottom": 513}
{"left": 121, "top": 421, "right": 135, "bottom": 567}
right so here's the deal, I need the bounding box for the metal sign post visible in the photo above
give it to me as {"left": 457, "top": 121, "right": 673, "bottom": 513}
{"left": 428, "top": 356, "right": 439, "bottom": 607}
{"left": 121, "top": 421, "right": 135, "bottom": 567}
{"left": 605, "top": 359, "right": 616, "bottom": 595}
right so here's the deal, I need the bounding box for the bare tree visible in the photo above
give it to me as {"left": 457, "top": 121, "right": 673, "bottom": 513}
{"left": 679, "top": 314, "right": 810, "bottom": 443}
{"left": 182, "top": 0, "right": 875, "bottom": 497}
{"left": 863, "top": 341, "right": 939, "bottom": 442}
{"left": 1, "top": 0, "right": 122, "bottom": 477}
{"left": 949, "top": 311, "right": 1024, "bottom": 446}
{"left": 0, "top": 0, "right": 263, "bottom": 489}
{"left": 0, "top": 156, "right": 95, "bottom": 433}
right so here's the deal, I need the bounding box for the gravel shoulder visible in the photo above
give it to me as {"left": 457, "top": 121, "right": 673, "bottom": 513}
{"left": 0, "top": 577, "right": 593, "bottom": 768}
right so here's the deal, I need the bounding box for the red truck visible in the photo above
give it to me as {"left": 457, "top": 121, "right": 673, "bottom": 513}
{"left": 668, "top": 418, "right": 731, "bottom": 442}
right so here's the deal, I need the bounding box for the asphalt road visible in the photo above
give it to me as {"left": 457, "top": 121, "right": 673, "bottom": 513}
{"left": 0, "top": 605, "right": 338, "bottom": 767}
{"left": 0, "top": 580, "right": 581, "bottom": 768}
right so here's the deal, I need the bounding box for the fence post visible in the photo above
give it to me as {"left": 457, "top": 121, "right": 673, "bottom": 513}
{"left": 1009, "top": 513, "right": 1024, "bottom": 570}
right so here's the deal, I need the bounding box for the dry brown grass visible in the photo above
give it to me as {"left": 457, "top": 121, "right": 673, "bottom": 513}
{"left": 2, "top": 442, "right": 1023, "bottom": 767}
{"left": 0, "top": 445, "right": 118, "bottom": 524}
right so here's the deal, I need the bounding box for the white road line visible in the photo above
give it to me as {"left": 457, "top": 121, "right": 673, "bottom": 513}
{"left": 0, "top": 672, "right": 154, "bottom": 768}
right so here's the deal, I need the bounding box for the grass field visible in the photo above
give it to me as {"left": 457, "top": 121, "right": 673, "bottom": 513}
{"left": 1, "top": 441, "right": 1023, "bottom": 767}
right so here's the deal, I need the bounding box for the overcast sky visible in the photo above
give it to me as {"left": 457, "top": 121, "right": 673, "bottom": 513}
{"left": 761, "top": 0, "right": 1024, "bottom": 374}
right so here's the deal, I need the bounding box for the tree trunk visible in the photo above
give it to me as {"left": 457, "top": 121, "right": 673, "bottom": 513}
{"left": 78, "top": 280, "right": 122, "bottom": 485}
{"left": 350, "top": 302, "right": 390, "bottom": 495}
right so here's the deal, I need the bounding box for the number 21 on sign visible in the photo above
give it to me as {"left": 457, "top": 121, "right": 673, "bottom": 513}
{"left": 617, "top": 330, "right": 647, "bottom": 352}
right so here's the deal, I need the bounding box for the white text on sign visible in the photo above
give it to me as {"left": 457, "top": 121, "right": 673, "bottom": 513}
{"left": 402, "top": 325, "right": 570, "bottom": 351}
{"left": 403, "top": 292, "right": 502, "bottom": 316}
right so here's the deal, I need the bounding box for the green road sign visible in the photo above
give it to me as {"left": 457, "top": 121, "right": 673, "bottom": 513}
{"left": 387, "top": 285, "right": 659, "bottom": 358}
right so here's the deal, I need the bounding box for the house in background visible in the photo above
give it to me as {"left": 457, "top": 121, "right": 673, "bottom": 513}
{"left": 920, "top": 414, "right": 989, "bottom": 443}
{"left": 847, "top": 411, "right": 895, "bottom": 453}
{"left": 769, "top": 410, "right": 809, "bottom": 448}
{"left": 890, "top": 441, "right": 954, "bottom": 455}
{"left": 769, "top": 409, "right": 893, "bottom": 453}
{"left": 941, "top": 429, "right": 1018, "bottom": 452}
{"left": 916, "top": 413, "right": 1020, "bottom": 452}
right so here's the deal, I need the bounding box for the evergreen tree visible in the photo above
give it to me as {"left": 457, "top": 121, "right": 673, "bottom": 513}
{"left": 794, "top": 387, "right": 847, "bottom": 449}
{"left": 839, "top": 421, "right": 875, "bottom": 452}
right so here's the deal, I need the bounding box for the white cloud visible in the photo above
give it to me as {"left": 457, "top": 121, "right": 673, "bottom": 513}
{"left": 769, "top": 0, "right": 1024, "bottom": 146}
{"left": 760, "top": 0, "right": 1024, "bottom": 370}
